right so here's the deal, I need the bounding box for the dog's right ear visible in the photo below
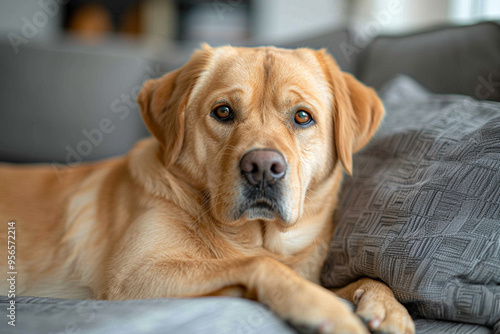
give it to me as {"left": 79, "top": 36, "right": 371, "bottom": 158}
{"left": 137, "top": 44, "right": 213, "bottom": 167}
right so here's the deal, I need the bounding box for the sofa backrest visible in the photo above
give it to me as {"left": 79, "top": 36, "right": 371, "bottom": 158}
{"left": 356, "top": 21, "right": 500, "bottom": 101}
{"left": 0, "top": 40, "right": 159, "bottom": 163}
{"left": 271, "top": 28, "right": 355, "bottom": 73}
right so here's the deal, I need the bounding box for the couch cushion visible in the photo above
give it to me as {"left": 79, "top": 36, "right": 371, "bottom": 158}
{"left": 356, "top": 22, "right": 500, "bottom": 101}
{"left": 321, "top": 76, "right": 500, "bottom": 328}
{"left": 413, "top": 318, "right": 492, "bottom": 334}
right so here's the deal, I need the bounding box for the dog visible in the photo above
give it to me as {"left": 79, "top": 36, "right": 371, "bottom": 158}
{"left": 0, "top": 45, "right": 414, "bottom": 334}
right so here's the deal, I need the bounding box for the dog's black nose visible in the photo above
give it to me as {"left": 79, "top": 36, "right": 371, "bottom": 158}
{"left": 240, "top": 149, "right": 286, "bottom": 186}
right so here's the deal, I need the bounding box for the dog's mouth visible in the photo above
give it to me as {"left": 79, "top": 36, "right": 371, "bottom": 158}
{"left": 248, "top": 199, "right": 275, "bottom": 212}
{"left": 240, "top": 199, "right": 279, "bottom": 220}
{"left": 230, "top": 177, "right": 292, "bottom": 224}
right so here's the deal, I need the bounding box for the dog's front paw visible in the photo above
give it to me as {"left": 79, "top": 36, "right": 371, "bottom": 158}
{"left": 279, "top": 282, "right": 369, "bottom": 334}
{"left": 353, "top": 289, "right": 414, "bottom": 334}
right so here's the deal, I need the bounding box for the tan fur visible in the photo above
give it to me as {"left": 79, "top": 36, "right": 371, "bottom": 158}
{"left": 0, "top": 45, "right": 414, "bottom": 334}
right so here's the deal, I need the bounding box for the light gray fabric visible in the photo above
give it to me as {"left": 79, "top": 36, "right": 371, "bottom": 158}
{"left": 321, "top": 76, "right": 500, "bottom": 328}
{"left": 414, "top": 319, "right": 492, "bottom": 334}
{"left": 0, "top": 296, "right": 295, "bottom": 334}
{"left": 0, "top": 40, "right": 153, "bottom": 163}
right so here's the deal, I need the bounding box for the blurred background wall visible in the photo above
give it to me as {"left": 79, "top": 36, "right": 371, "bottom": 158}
{"left": 1, "top": 0, "right": 499, "bottom": 48}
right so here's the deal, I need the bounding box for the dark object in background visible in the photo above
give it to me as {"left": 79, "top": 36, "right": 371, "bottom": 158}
{"left": 62, "top": 0, "right": 253, "bottom": 44}
{"left": 64, "top": 0, "right": 142, "bottom": 40}
{"left": 174, "top": 0, "right": 252, "bottom": 44}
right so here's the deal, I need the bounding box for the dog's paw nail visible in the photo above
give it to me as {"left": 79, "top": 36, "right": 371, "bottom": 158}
{"left": 368, "top": 317, "right": 381, "bottom": 329}
{"left": 353, "top": 289, "right": 365, "bottom": 305}
{"left": 318, "top": 320, "right": 334, "bottom": 333}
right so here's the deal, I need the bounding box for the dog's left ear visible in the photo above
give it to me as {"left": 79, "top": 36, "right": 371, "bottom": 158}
{"left": 316, "top": 50, "right": 384, "bottom": 175}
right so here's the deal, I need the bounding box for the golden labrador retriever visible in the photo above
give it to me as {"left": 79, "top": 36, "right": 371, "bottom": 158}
{"left": 0, "top": 45, "right": 414, "bottom": 334}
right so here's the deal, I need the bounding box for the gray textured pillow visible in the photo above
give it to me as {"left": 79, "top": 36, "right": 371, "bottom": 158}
{"left": 321, "top": 76, "right": 500, "bottom": 328}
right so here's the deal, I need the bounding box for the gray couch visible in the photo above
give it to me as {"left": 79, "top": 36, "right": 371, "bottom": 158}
{"left": 1, "top": 21, "right": 499, "bottom": 334}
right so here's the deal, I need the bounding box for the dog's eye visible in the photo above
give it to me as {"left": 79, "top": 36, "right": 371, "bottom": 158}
{"left": 294, "top": 110, "right": 313, "bottom": 126}
{"left": 212, "top": 105, "right": 234, "bottom": 122}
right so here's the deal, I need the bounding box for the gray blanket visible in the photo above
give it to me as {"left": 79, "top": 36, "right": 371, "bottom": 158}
{"left": 0, "top": 296, "right": 493, "bottom": 333}
{"left": 0, "top": 296, "right": 294, "bottom": 334}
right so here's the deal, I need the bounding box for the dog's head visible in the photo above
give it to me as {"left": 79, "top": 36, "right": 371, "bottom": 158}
{"left": 138, "top": 45, "right": 383, "bottom": 228}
